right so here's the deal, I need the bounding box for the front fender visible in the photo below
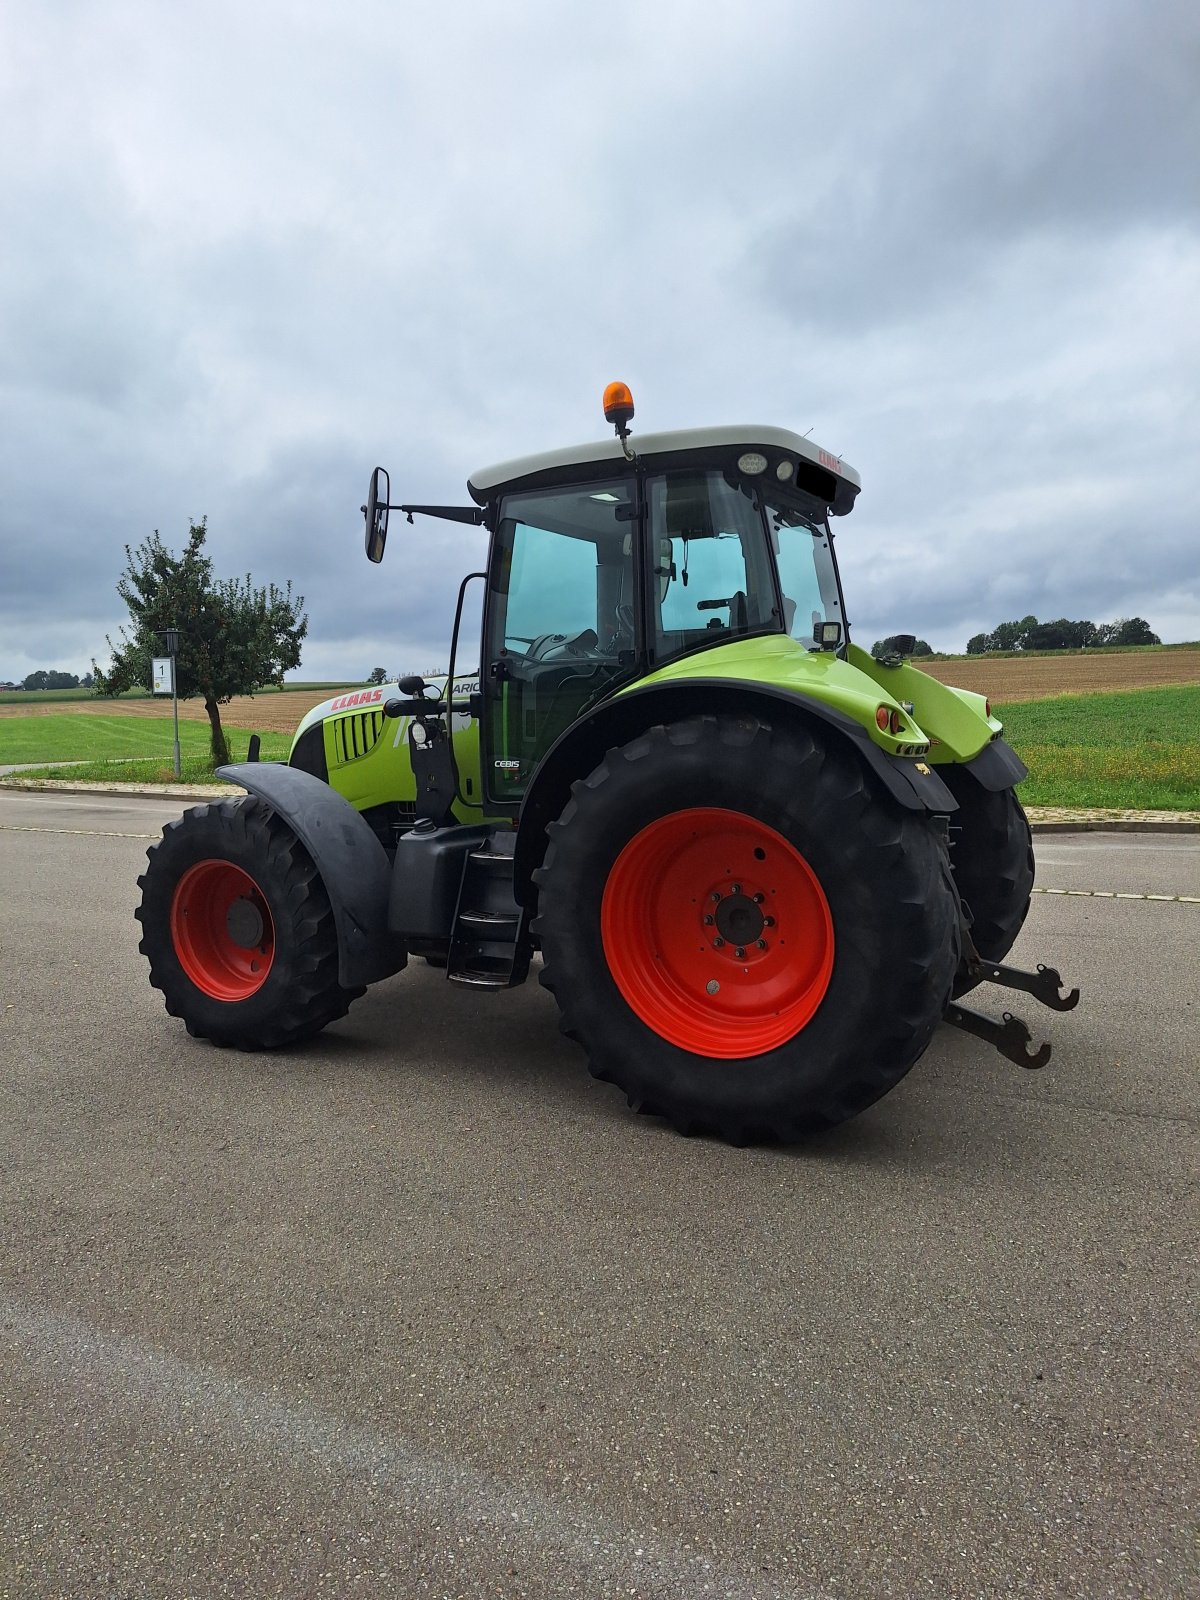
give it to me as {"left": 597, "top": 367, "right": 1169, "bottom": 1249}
{"left": 217, "top": 762, "right": 406, "bottom": 988}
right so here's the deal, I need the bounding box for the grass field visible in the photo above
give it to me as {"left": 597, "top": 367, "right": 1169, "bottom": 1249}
{"left": 995, "top": 685, "right": 1200, "bottom": 810}
{"left": 0, "top": 715, "right": 290, "bottom": 767}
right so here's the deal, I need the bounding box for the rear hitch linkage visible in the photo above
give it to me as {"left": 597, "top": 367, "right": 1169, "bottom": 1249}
{"left": 943, "top": 960, "right": 1080, "bottom": 1070}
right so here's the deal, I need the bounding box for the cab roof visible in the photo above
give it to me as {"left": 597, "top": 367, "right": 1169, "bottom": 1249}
{"left": 467, "top": 424, "right": 862, "bottom": 517}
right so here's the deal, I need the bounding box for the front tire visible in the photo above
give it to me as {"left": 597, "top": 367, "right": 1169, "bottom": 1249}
{"left": 533, "top": 715, "right": 961, "bottom": 1142}
{"left": 136, "top": 797, "right": 363, "bottom": 1048}
{"left": 941, "top": 768, "right": 1034, "bottom": 996}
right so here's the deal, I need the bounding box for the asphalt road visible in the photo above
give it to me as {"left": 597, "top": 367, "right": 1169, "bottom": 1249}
{"left": 1, "top": 790, "right": 1196, "bottom": 1600}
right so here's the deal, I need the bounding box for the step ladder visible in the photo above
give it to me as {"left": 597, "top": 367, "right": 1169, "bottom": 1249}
{"left": 447, "top": 832, "right": 530, "bottom": 989}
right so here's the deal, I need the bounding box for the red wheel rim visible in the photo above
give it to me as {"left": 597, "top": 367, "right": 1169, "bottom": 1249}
{"left": 600, "top": 807, "right": 834, "bottom": 1058}
{"left": 170, "top": 860, "right": 275, "bottom": 1000}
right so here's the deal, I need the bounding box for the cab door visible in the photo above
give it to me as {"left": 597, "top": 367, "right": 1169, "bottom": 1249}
{"left": 482, "top": 478, "right": 638, "bottom": 806}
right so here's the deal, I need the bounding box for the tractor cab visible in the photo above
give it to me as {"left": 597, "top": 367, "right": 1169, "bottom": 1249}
{"left": 366, "top": 385, "right": 862, "bottom": 808}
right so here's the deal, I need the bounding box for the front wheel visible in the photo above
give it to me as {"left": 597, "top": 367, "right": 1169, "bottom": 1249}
{"left": 533, "top": 715, "right": 962, "bottom": 1142}
{"left": 940, "top": 768, "right": 1034, "bottom": 997}
{"left": 136, "top": 797, "right": 363, "bottom": 1048}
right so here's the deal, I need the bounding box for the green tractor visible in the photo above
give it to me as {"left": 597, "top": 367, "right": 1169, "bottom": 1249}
{"left": 136, "top": 384, "right": 1077, "bottom": 1141}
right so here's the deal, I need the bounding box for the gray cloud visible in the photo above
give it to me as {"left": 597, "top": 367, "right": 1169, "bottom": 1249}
{"left": 1, "top": 0, "right": 1197, "bottom": 690}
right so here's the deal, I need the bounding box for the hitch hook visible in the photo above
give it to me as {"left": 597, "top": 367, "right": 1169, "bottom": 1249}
{"left": 944, "top": 1002, "right": 1052, "bottom": 1070}
{"left": 966, "top": 958, "right": 1080, "bottom": 1012}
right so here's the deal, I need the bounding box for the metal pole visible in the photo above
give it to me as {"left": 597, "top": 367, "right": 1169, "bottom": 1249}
{"left": 171, "top": 654, "right": 181, "bottom": 779}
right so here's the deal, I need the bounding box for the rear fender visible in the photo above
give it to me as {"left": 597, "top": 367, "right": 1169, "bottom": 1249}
{"left": 513, "top": 681, "right": 958, "bottom": 906}
{"left": 217, "top": 762, "right": 407, "bottom": 988}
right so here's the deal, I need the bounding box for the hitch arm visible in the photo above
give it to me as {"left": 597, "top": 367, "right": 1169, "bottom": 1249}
{"left": 944, "top": 1003, "right": 1052, "bottom": 1069}
{"left": 963, "top": 958, "right": 1080, "bottom": 1011}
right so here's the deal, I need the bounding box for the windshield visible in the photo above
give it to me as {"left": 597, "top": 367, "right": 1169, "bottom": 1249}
{"left": 762, "top": 491, "right": 844, "bottom": 650}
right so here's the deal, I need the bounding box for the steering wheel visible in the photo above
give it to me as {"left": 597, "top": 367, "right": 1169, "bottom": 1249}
{"left": 525, "top": 629, "right": 598, "bottom": 661}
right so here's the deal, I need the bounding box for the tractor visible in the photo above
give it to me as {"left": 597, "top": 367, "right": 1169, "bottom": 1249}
{"left": 135, "top": 384, "right": 1078, "bottom": 1142}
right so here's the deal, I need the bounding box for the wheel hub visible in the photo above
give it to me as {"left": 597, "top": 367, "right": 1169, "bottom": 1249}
{"left": 713, "top": 891, "right": 765, "bottom": 949}
{"left": 226, "top": 895, "right": 265, "bottom": 950}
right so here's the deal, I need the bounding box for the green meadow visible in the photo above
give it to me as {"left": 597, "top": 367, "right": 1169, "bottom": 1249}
{"left": 997, "top": 684, "right": 1200, "bottom": 809}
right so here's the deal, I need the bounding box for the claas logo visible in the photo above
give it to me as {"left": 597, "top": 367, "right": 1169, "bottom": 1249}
{"left": 330, "top": 689, "right": 384, "bottom": 712}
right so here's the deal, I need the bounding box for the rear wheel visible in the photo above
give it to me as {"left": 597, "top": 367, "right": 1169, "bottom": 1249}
{"left": 534, "top": 715, "right": 961, "bottom": 1142}
{"left": 941, "top": 768, "right": 1034, "bottom": 996}
{"left": 136, "top": 797, "right": 363, "bottom": 1048}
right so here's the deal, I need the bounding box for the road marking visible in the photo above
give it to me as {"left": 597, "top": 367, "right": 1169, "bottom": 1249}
{"left": 0, "top": 824, "right": 157, "bottom": 840}
{"left": 1034, "top": 887, "right": 1200, "bottom": 904}
{"left": 3, "top": 1294, "right": 832, "bottom": 1600}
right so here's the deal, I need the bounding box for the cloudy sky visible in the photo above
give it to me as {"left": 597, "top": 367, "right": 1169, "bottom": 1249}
{"left": 2, "top": 0, "right": 1196, "bottom": 684}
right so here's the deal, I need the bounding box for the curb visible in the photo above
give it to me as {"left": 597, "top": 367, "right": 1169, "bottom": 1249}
{"left": 1029, "top": 818, "right": 1200, "bottom": 834}
{"left": 0, "top": 779, "right": 242, "bottom": 802}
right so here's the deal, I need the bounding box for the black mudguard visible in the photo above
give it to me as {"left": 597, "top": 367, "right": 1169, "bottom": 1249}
{"left": 217, "top": 762, "right": 407, "bottom": 988}
{"left": 960, "top": 737, "right": 1028, "bottom": 791}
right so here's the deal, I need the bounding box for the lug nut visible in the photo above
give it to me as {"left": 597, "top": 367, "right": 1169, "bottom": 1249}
{"left": 735, "top": 947, "right": 745, "bottom": 959}
{"left": 764, "top": 915, "right": 776, "bottom": 928}
{"left": 731, "top": 883, "right": 742, "bottom": 895}
{"left": 703, "top": 914, "right": 714, "bottom": 926}
{"left": 714, "top": 937, "right": 725, "bottom": 948}
{"left": 756, "top": 939, "right": 767, "bottom": 950}
{"left": 752, "top": 892, "right": 764, "bottom": 904}
{"left": 711, "top": 891, "right": 721, "bottom": 903}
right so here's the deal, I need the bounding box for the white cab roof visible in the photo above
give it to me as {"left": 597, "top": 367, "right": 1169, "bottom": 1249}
{"left": 468, "top": 424, "right": 861, "bottom": 514}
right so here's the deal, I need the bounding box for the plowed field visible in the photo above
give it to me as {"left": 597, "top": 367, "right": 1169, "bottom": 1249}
{"left": 0, "top": 689, "right": 338, "bottom": 733}
{"left": 916, "top": 649, "right": 1200, "bottom": 701}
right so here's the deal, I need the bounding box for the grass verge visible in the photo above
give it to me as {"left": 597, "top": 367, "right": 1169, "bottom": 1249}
{"left": 1000, "top": 684, "right": 1200, "bottom": 809}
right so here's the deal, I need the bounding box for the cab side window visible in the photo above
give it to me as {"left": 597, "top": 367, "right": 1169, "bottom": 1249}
{"left": 648, "top": 472, "right": 778, "bottom": 660}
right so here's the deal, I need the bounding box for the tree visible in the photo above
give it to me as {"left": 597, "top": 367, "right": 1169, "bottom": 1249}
{"left": 966, "top": 633, "right": 990, "bottom": 655}
{"left": 1112, "top": 617, "right": 1161, "bottom": 646}
{"left": 94, "top": 518, "right": 308, "bottom": 765}
{"left": 23, "top": 669, "right": 80, "bottom": 690}
{"left": 988, "top": 619, "right": 1026, "bottom": 652}
{"left": 367, "top": 666, "right": 389, "bottom": 685}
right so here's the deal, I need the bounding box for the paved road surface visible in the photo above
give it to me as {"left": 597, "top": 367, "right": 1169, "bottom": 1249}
{"left": 1, "top": 790, "right": 1196, "bottom": 1599}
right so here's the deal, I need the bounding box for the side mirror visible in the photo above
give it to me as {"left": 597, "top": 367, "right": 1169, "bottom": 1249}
{"left": 363, "top": 467, "right": 390, "bottom": 563}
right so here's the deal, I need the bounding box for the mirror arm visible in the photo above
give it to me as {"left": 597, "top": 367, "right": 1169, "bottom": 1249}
{"left": 394, "top": 504, "right": 485, "bottom": 526}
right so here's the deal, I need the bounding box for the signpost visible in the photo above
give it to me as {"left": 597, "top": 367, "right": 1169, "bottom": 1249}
{"left": 152, "top": 629, "right": 182, "bottom": 780}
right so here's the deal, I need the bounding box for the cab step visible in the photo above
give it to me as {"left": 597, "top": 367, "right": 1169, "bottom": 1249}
{"left": 447, "top": 832, "right": 530, "bottom": 990}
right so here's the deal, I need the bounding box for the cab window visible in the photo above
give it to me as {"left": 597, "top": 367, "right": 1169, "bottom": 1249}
{"left": 647, "top": 471, "right": 779, "bottom": 661}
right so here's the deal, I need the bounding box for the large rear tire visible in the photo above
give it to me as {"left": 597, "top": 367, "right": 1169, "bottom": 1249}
{"left": 941, "top": 768, "right": 1034, "bottom": 997}
{"left": 136, "top": 797, "right": 363, "bottom": 1048}
{"left": 533, "top": 715, "right": 961, "bottom": 1142}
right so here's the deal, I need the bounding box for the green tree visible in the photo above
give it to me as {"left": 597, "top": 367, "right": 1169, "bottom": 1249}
{"left": 966, "top": 632, "right": 990, "bottom": 655}
{"left": 367, "top": 666, "right": 389, "bottom": 685}
{"left": 988, "top": 619, "right": 1025, "bottom": 651}
{"left": 22, "top": 669, "right": 80, "bottom": 690}
{"left": 1112, "top": 617, "right": 1161, "bottom": 646}
{"left": 94, "top": 518, "right": 307, "bottom": 766}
